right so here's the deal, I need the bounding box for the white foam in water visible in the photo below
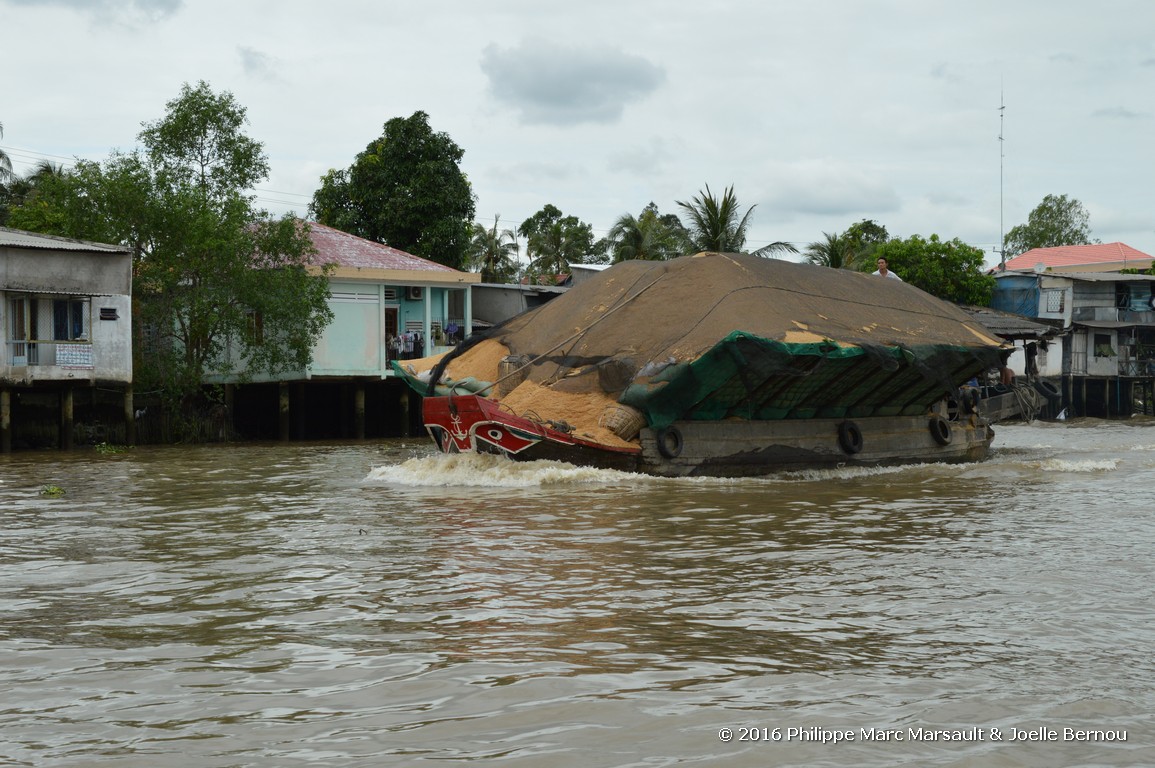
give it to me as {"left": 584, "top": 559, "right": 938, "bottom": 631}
{"left": 1034, "top": 458, "right": 1118, "bottom": 473}
{"left": 366, "top": 451, "right": 655, "bottom": 487}
{"left": 366, "top": 450, "right": 939, "bottom": 488}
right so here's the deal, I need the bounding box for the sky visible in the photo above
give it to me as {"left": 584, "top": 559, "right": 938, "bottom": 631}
{"left": 2, "top": 0, "right": 1154, "bottom": 267}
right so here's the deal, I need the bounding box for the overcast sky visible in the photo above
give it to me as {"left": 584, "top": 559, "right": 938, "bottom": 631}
{"left": 3, "top": 0, "right": 1154, "bottom": 265}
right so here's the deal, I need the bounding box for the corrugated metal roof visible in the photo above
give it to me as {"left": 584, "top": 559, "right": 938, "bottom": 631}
{"left": 0, "top": 226, "right": 130, "bottom": 254}
{"left": 963, "top": 305, "right": 1059, "bottom": 339}
{"left": 1003, "top": 242, "right": 1152, "bottom": 271}
{"left": 1074, "top": 320, "right": 1146, "bottom": 329}
{"left": 1046, "top": 272, "right": 1155, "bottom": 283}
{"left": 307, "top": 222, "right": 462, "bottom": 273}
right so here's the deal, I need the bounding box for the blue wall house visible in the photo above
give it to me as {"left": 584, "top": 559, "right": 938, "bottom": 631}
{"left": 0, "top": 227, "right": 133, "bottom": 450}
{"left": 212, "top": 223, "right": 480, "bottom": 440}
{"left": 992, "top": 267, "right": 1155, "bottom": 417}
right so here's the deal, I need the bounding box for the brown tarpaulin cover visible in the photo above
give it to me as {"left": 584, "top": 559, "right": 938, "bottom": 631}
{"left": 408, "top": 253, "right": 1004, "bottom": 447}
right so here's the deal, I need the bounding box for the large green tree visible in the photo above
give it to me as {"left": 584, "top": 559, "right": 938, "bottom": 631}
{"left": 606, "top": 202, "right": 689, "bottom": 262}
{"left": 310, "top": 111, "right": 476, "bottom": 269}
{"left": 1003, "top": 193, "right": 1095, "bottom": 258}
{"left": 676, "top": 184, "right": 796, "bottom": 257}
{"left": 869, "top": 234, "right": 995, "bottom": 305}
{"left": 8, "top": 81, "right": 332, "bottom": 417}
{"left": 468, "top": 214, "right": 520, "bottom": 283}
{"left": 517, "top": 204, "right": 597, "bottom": 279}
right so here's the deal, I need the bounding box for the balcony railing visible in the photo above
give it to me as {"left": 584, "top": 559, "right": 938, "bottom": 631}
{"left": 6, "top": 341, "right": 94, "bottom": 368}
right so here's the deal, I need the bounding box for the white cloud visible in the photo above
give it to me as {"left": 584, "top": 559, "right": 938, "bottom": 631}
{"left": 3, "top": 0, "right": 181, "bottom": 24}
{"left": 480, "top": 41, "right": 665, "bottom": 126}
{"left": 238, "top": 46, "right": 282, "bottom": 83}
{"left": 1091, "top": 106, "right": 1149, "bottom": 119}
{"left": 759, "top": 160, "right": 902, "bottom": 219}
{"left": 2, "top": 0, "right": 1154, "bottom": 257}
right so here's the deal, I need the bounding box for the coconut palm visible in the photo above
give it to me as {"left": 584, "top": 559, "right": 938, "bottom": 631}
{"left": 606, "top": 203, "right": 685, "bottom": 262}
{"left": 804, "top": 232, "right": 855, "bottom": 269}
{"left": 675, "top": 184, "right": 796, "bottom": 257}
{"left": 526, "top": 220, "right": 583, "bottom": 279}
{"left": 0, "top": 122, "right": 12, "bottom": 180}
{"left": 468, "top": 214, "right": 519, "bottom": 283}
{"left": 2, "top": 160, "right": 68, "bottom": 222}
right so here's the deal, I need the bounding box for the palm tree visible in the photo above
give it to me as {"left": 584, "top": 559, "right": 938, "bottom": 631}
{"left": 606, "top": 204, "right": 683, "bottom": 262}
{"left": 0, "top": 121, "right": 12, "bottom": 181}
{"left": 804, "top": 232, "right": 855, "bottom": 269}
{"left": 527, "top": 220, "right": 583, "bottom": 280}
{"left": 675, "top": 184, "right": 796, "bottom": 257}
{"left": 468, "top": 215, "right": 519, "bottom": 283}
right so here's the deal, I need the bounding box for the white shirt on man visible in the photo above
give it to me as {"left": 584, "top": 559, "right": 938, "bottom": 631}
{"left": 873, "top": 269, "right": 902, "bottom": 281}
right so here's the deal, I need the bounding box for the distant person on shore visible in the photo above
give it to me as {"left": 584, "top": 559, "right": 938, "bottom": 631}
{"left": 873, "top": 257, "right": 902, "bottom": 280}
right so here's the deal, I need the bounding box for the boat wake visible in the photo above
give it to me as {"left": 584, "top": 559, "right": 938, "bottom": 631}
{"left": 366, "top": 451, "right": 656, "bottom": 488}
{"left": 1033, "top": 458, "right": 1118, "bottom": 473}
{"left": 365, "top": 451, "right": 945, "bottom": 488}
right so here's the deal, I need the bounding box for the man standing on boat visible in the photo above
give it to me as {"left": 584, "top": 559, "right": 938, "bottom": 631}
{"left": 873, "top": 257, "right": 902, "bottom": 280}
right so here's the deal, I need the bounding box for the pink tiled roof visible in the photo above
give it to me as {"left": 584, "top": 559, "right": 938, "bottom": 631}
{"left": 306, "top": 222, "right": 459, "bottom": 273}
{"left": 1003, "top": 242, "right": 1153, "bottom": 271}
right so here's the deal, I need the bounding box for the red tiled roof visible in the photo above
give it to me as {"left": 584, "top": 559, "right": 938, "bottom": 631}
{"left": 1003, "top": 242, "right": 1153, "bottom": 271}
{"left": 306, "top": 222, "right": 459, "bottom": 273}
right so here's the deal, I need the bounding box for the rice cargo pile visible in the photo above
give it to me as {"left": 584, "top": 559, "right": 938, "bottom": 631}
{"left": 402, "top": 252, "right": 1004, "bottom": 448}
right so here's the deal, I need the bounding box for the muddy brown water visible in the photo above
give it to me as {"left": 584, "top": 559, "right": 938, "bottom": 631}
{"left": 1, "top": 420, "right": 1152, "bottom": 766}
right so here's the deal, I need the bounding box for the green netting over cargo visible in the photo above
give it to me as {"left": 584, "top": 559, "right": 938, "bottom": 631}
{"left": 416, "top": 253, "right": 1007, "bottom": 440}
{"left": 618, "top": 331, "right": 999, "bottom": 431}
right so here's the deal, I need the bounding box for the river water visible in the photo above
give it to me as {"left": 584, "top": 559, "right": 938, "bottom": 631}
{"left": 1, "top": 419, "right": 1152, "bottom": 767}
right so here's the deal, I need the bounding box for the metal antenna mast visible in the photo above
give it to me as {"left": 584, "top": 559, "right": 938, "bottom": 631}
{"left": 998, "top": 92, "right": 1006, "bottom": 270}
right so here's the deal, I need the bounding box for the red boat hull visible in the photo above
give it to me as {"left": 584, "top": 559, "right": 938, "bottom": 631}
{"left": 422, "top": 394, "right": 642, "bottom": 470}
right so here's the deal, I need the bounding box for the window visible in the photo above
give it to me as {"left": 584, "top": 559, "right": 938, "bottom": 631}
{"left": 1116, "top": 284, "right": 1131, "bottom": 309}
{"left": 1093, "top": 333, "right": 1115, "bottom": 358}
{"left": 246, "top": 310, "right": 265, "bottom": 344}
{"left": 1045, "top": 290, "right": 1064, "bottom": 313}
{"left": 52, "top": 299, "right": 88, "bottom": 340}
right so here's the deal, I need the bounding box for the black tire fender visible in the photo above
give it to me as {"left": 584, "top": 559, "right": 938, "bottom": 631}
{"left": 1035, "top": 379, "right": 1061, "bottom": 398}
{"left": 929, "top": 415, "right": 952, "bottom": 446}
{"left": 837, "top": 420, "right": 863, "bottom": 454}
{"left": 656, "top": 426, "right": 683, "bottom": 459}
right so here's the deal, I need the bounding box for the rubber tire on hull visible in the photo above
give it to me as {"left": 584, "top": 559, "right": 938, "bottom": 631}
{"left": 656, "top": 426, "right": 684, "bottom": 459}
{"left": 838, "top": 420, "right": 863, "bottom": 454}
{"left": 929, "top": 415, "right": 952, "bottom": 446}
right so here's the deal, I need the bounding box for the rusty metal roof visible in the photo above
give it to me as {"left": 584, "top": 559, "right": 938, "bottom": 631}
{"left": 307, "top": 222, "right": 461, "bottom": 273}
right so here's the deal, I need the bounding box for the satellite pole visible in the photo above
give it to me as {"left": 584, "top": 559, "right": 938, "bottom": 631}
{"left": 998, "top": 91, "right": 1006, "bottom": 270}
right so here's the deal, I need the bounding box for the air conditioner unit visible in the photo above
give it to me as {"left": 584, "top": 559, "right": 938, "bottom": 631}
{"left": 406, "top": 286, "right": 423, "bottom": 301}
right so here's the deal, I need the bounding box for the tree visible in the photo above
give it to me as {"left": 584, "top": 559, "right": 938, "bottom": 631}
{"left": 1003, "top": 193, "right": 1095, "bottom": 258}
{"left": 468, "top": 215, "right": 519, "bottom": 283}
{"left": 870, "top": 234, "right": 995, "bottom": 305}
{"left": 676, "top": 184, "right": 796, "bottom": 256}
{"left": 843, "top": 219, "right": 889, "bottom": 258}
{"left": 804, "top": 232, "right": 852, "bottom": 268}
{"left": 0, "top": 121, "right": 11, "bottom": 181}
{"left": 517, "top": 204, "right": 596, "bottom": 280}
{"left": 606, "top": 202, "right": 689, "bottom": 263}
{"left": 806, "top": 219, "right": 890, "bottom": 270}
{"left": 8, "top": 81, "right": 332, "bottom": 424}
{"left": 309, "top": 111, "right": 476, "bottom": 269}
{"left": 2, "top": 160, "right": 69, "bottom": 225}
